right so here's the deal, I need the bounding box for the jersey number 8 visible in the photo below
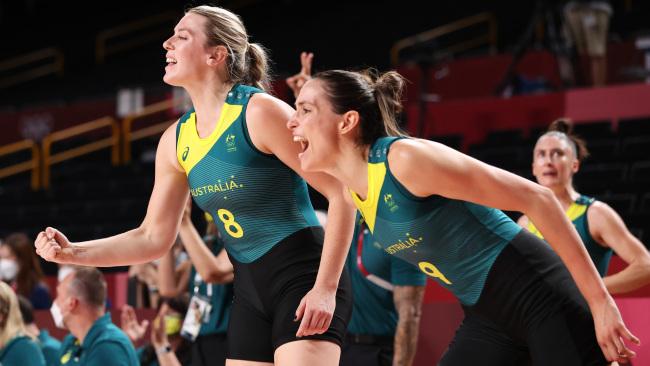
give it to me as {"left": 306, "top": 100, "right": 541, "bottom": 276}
{"left": 217, "top": 208, "right": 244, "bottom": 238}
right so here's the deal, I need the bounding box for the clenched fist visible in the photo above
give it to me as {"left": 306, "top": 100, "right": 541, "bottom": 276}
{"left": 34, "top": 227, "right": 72, "bottom": 263}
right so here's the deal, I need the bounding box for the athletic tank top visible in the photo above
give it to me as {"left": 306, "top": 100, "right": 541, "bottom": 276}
{"left": 527, "top": 195, "right": 612, "bottom": 276}
{"left": 175, "top": 84, "right": 320, "bottom": 263}
{"left": 349, "top": 137, "right": 522, "bottom": 305}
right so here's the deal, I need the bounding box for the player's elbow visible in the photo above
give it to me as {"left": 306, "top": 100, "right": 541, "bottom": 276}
{"left": 139, "top": 225, "right": 177, "bottom": 261}
{"left": 638, "top": 255, "right": 650, "bottom": 284}
{"left": 524, "top": 184, "right": 555, "bottom": 215}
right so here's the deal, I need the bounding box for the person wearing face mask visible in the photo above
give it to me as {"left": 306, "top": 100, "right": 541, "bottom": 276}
{"left": 121, "top": 297, "right": 192, "bottom": 366}
{"left": 53, "top": 266, "right": 138, "bottom": 366}
{"left": 0, "top": 281, "right": 45, "bottom": 365}
{"left": 0, "top": 233, "right": 52, "bottom": 309}
{"left": 518, "top": 119, "right": 650, "bottom": 293}
{"left": 18, "top": 294, "right": 61, "bottom": 366}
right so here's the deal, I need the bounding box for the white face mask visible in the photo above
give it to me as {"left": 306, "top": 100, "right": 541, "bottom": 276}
{"left": 50, "top": 302, "right": 66, "bottom": 329}
{"left": 0, "top": 259, "right": 18, "bottom": 281}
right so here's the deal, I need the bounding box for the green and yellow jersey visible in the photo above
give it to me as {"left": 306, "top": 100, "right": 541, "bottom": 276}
{"left": 346, "top": 215, "right": 426, "bottom": 336}
{"left": 527, "top": 195, "right": 612, "bottom": 276}
{"left": 176, "top": 84, "right": 320, "bottom": 263}
{"left": 350, "top": 137, "right": 522, "bottom": 305}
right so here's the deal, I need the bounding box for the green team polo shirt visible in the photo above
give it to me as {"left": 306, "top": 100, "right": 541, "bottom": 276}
{"left": 58, "top": 313, "right": 138, "bottom": 366}
{"left": 0, "top": 335, "right": 45, "bottom": 366}
{"left": 37, "top": 330, "right": 61, "bottom": 366}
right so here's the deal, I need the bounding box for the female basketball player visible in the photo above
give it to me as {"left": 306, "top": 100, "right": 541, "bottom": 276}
{"left": 34, "top": 6, "right": 355, "bottom": 366}
{"left": 519, "top": 119, "right": 650, "bottom": 293}
{"left": 286, "top": 69, "right": 640, "bottom": 365}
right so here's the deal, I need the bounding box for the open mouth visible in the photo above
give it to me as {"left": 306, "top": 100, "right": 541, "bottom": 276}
{"left": 166, "top": 57, "right": 178, "bottom": 66}
{"left": 542, "top": 171, "right": 558, "bottom": 177}
{"left": 293, "top": 135, "right": 310, "bottom": 156}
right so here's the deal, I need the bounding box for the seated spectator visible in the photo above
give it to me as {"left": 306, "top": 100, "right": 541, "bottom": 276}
{"left": 0, "top": 281, "right": 45, "bottom": 365}
{"left": 0, "top": 232, "right": 52, "bottom": 309}
{"left": 18, "top": 294, "right": 61, "bottom": 366}
{"left": 54, "top": 266, "right": 138, "bottom": 366}
{"left": 121, "top": 296, "right": 192, "bottom": 366}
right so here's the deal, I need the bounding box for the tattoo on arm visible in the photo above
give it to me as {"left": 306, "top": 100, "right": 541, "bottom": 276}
{"left": 392, "top": 285, "right": 425, "bottom": 366}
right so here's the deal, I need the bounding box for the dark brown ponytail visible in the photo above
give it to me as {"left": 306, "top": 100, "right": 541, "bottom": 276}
{"left": 314, "top": 69, "right": 407, "bottom": 146}
{"left": 372, "top": 70, "right": 405, "bottom": 139}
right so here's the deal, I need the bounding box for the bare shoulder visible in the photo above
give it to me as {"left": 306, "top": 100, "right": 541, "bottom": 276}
{"left": 385, "top": 138, "right": 441, "bottom": 197}
{"left": 388, "top": 138, "right": 428, "bottom": 165}
{"left": 157, "top": 120, "right": 183, "bottom": 172}
{"left": 247, "top": 92, "right": 294, "bottom": 122}
{"left": 157, "top": 120, "right": 180, "bottom": 152}
{"left": 388, "top": 138, "right": 448, "bottom": 176}
{"left": 246, "top": 93, "right": 295, "bottom": 154}
{"left": 587, "top": 200, "right": 621, "bottom": 226}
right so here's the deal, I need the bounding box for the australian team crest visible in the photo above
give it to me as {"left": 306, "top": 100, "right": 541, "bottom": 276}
{"left": 225, "top": 134, "right": 237, "bottom": 152}
{"left": 384, "top": 193, "right": 399, "bottom": 212}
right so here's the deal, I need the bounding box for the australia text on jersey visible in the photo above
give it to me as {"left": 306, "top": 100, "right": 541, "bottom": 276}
{"left": 190, "top": 176, "right": 244, "bottom": 197}
{"left": 384, "top": 233, "right": 423, "bottom": 255}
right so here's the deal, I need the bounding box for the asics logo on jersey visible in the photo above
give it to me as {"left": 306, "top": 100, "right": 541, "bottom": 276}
{"left": 182, "top": 146, "right": 190, "bottom": 161}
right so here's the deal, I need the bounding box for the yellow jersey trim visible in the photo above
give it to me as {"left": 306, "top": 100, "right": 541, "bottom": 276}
{"left": 350, "top": 162, "right": 387, "bottom": 233}
{"left": 177, "top": 103, "right": 244, "bottom": 175}
{"left": 527, "top": 201, "right": 588, "bottom": 239}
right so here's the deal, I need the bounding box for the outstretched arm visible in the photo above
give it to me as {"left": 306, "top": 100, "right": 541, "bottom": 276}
{"left": 388, "top": 138, "right": 639, "bottom": 363}
{"left": 589, "top": 202, "right": 650, "bottom": 294}
{"left": 35, "top": 122, "right": 189, "bottom": 267}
